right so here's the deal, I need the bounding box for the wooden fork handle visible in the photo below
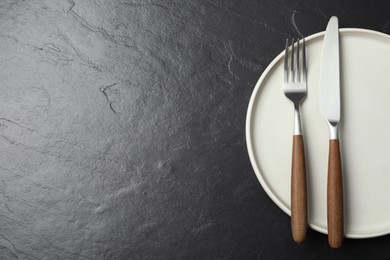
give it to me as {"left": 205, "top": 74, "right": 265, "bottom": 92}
{"left": 327, "top": 139, "right": 344, "bottom": 248}
{"left": 291, "top": 135, "right": 308, "bottom": 243}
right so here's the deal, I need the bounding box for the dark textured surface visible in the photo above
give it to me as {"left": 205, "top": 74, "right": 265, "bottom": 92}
{"left": 1, "top": 0, "right": 390, "bottom": 259}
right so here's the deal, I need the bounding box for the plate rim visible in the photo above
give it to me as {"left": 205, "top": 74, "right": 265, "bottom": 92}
{"left": 245, "top": 28, "right": 390, "bottom": 239}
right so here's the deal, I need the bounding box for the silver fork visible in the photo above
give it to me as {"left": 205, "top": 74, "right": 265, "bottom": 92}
{"left": 283, "top": 38, "right": 308, "bottom": 243}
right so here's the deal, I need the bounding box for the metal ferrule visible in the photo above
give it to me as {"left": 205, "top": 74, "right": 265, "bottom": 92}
{"left": 328, "top": 122, "right": 339, "bottom": 140}
{"left": 293, "top": 105, "right": 302, "bottom": 135}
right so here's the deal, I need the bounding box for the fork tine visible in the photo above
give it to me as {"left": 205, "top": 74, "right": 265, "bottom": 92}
{"left": 296, "top": 39, "right": 300, "bottom": 82}
{"left": 302, "top": 38, "right": 307, "bottom": 82}
{"left": 284, "top": 39, "right": 289, "bottom": 82}
{"left": 291, "top": 38, "right": 294, "bottom": 82}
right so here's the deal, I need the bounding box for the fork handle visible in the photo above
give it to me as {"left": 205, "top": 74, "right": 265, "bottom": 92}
{"left": 327, "top": 139, "right": 343, "bottom": 248}
{"left": 291, "top": 135, "right": 307, "bottom": 243}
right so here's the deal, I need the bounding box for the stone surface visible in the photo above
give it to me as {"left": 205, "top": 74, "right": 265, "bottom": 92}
{"left": 1, "top": 0, "right": 390, "bottom": 259}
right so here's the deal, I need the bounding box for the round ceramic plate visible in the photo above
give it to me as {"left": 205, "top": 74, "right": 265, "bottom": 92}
{"left": 246, "top": 29, "right": 390, "bottom": 238}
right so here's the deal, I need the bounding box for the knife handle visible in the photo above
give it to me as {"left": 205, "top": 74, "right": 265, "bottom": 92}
{"left": 327, "top": 139, "right": 343, "bottom": 248}
{"left": 291, "top": 135, "right": 307, "bottom": 243}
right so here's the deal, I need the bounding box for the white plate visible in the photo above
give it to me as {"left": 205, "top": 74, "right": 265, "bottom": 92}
{"left": 246, "top": 29, "right": 390, "bottom": 238}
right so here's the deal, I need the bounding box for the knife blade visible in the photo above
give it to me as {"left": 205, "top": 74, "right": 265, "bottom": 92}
{"left": 319, "top": 16, "right": 344, "bottom": 248}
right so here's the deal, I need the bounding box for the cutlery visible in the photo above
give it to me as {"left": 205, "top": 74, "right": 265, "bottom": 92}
{"left": 319, "top": 16, "right": 344, "bottom": 248}
{"left": 283, "top": 38, "right": 308, "bottom": 243}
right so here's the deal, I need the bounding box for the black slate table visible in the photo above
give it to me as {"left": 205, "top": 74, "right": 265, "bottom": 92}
{"left": 1, "top": 0, "right": 390, "bottom": 259}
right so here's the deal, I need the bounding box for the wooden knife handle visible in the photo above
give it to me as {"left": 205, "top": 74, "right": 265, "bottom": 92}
{"left": 291, "top": 135, "right": 307, "bottom": 243}
{"left": 327, "top": 139, "right": 344, "bottom": 248}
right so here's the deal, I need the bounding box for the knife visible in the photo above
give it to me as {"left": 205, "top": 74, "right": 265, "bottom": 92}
{"left": 319, "top": 16, "right": 344, "bottom": 248}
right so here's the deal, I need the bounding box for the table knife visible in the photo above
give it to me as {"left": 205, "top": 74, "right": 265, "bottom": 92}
{"left": 319, "top": 16, "right": 344, "bottom": 248}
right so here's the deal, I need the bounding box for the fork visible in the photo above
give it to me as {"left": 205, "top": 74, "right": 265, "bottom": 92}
{"left": 283, "top": 38, "right": 308, "bottom": 243}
